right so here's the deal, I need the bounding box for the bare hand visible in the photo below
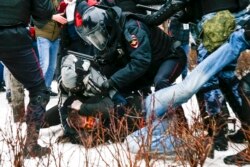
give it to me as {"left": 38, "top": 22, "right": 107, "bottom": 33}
{"left": 52, "top": 13, "right": 67, "bottom": 25}
{"left": 71, "top": 100, "right": 83, "bottom": 111}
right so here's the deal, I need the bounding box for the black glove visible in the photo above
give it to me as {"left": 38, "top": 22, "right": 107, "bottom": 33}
{"left": 101, "top": 79, "right": 115, "bottom": 91}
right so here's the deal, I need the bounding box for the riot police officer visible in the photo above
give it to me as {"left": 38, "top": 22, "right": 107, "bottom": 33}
{"left": 75, "top": 5, "right": 187, "bottom": 95}
{"left": 0, "top": 0, "right": 53, "bottom": 158}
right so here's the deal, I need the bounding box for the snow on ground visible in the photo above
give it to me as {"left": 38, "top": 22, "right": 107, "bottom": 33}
{"left": 0, "top": 81, "right": 249, "bottom": 167}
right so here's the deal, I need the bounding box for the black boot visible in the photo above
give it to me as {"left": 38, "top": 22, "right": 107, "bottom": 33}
{"left": 224, "top": 74, "right": 250, "bottom": 165}
{"left": 213, "top": 114, "right": 229, "bottom": 151}
{"left": 206, "top": 113, "right": 228, "bottom": 152}
{"left": 0, "top": 82, "right": 5, "bottom": 92}
{"left": 23, "top": 88, "right": 51, "bottom": 158}
{"left": 224, "top": 147, "right": 250, "bottom": 165}
{"left": 23, "top": 122, "right": 51, "bottom": 158}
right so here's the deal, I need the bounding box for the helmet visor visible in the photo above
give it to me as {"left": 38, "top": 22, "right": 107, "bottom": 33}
{"left": 85, "top": 22, "right": 109, "bottom": 51}
{"left": 76, "top": 7, "right": 110, "bottom": 51}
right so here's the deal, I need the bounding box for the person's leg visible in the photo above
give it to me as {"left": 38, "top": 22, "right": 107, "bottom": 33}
{"left": 9, "top": 73, "right": 25, "bottom": 122}
{"left": 197, "top": 46, "right": 232, "bottom": 151}
{"left": 125, "top": 118, "right": 178, "bottom": 154}
{"left": 203, "top": 89, "right": 229, "bottom": 151}
{"left": 218, "top": 69, "right": 246, "bottom": 143}
{"left": 46, "top": 38, "right": 59, "bottom": 87}
{"left": 3, "top": 66, "right": 11, "bottom": 102}
{"left": 145, "top": 29, "right": 250, "bottom": 119}
{"left": 37, "top": 37, "right": 50, "bottom": 86}
{"left": 224, "top": 73, "right": 250, "bottom": 165}
{"left": 126, "top": 29, "right": 250, "bottom": 154}
{"left": 154, "top": 58, "right": 185, "bottom": 91}
{"left": 0, "top": 47, "right": 51, "bottom": 157}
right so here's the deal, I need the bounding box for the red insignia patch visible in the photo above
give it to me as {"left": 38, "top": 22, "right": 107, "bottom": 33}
{"left": 130, "top": 35, "right": 139, "bottom": 48}
{"left": 74, "top": 11, "right": 83, "bottom": 27}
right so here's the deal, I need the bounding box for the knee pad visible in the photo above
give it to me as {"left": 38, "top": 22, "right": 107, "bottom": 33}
{"left": 29, "top": 89, "right": 50, "bottom": 109}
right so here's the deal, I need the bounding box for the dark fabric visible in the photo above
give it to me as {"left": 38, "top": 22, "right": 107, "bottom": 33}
{"left": 0, "top": 0, "right": 53, "bottom": 50}
{"left": 132, "top": 0, "right": 186, "bottom": 26}
{"left": 79, "top": 96, "right": 114, "bottom": 119}
{"left": 60, "top": 95, "right": 113, "bottom": 135}
{"left": 108, "top": 18, "right": 186, "bottom": 90}
{"left": 43, "top": 105, "right": 61, "bottom": 127}
{"left": 60, "top": 93, "right": 144, "bottom": 137}
{"left": 185, "top": 0, "right": 240, "bottom": 22}
{"left": 0, "top": 48, "right": 44, "bottom": 91}
{"left": 101, "top": 0, "right": 147, "bottom": 14}
{"left": 0, "top": 26, "right": 33, "bottom": 51}
{"left": 169, "top": 19, "right": 190, "bottom": 44}
{"left": 0, "top": 62, "right": 3, "bottom": 83}
{"left": 136, "top": 0, "right": 165, "bottom": 5}
{"left": 60, "top": 96, "right": 83, "bottom": 135}
{"left": 67, "top": 23, "right": 80, "bottom": 40}
{"left": 0, "top": 0, "right": 53, "bottom": 26}
{"left": 198, "top": 0, "right": 239, "bottom": 16}
{"left": 0, "top": 0, "right": 52, "bottom": 156}
{"left": 154, "top": 57, "right": 186, "bottom": 90}
{"left": 26, "top": 88, "right": 50, "bottom": 133}
{"left": 134, "top": 0, "right": 249, "bottom": 26}
{"left": 237, "top": 73, "right": 250, "bottom": 126}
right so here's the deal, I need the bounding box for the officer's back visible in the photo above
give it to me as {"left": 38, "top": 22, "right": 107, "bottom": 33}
{"left": 0, "top": 0, "right": 53, "bottom": 51}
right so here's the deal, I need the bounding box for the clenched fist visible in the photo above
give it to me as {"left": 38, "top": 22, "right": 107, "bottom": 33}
{"left": 235, "top": 50, "right": 250, "bottom": 80}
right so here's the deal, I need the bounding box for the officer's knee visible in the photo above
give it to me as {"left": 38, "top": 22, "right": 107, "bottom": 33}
{"left": 154, "top": 79, "right": 171, "bottom": 91}
{"left": 29, "top": 89, "right": 50, "bottom": 109}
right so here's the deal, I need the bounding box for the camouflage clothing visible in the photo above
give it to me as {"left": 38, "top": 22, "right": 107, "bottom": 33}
{"left": 202, "top": 10, "right": 236, "bottom": 52}
{"left": 10, "top": 73, "right": 25, "bottom": 122}
{"left": 5, "top": 68, "right": 25, "bottom": 122}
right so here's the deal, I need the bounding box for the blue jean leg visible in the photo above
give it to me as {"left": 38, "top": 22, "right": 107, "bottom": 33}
{"left": 125, "top": 119, "right": 179, "bottom": 154}
{"left": 145, "top": 29, "right": 249, "bottom": 119}
{"left": 197, "top": 44, "right": 235, "bottom": 115}
{"left": 37, "top": 37, "right": 59, "bottom": 88}
{"left": 125, "top": 29, "right": 250, "bottom": 154}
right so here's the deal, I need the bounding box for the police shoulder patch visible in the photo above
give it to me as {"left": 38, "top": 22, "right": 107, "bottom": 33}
{"left": 129, "top": 35, "right": 139, "bottom": 48}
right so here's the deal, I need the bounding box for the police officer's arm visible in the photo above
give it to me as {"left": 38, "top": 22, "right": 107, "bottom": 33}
{"left": 31, "top": 0, "right": 54, "bottom": 21}
{"left": 110, "top": 22, "right": 152, "bottom": 88}
{"left": 135, "top": 0, "right": 187, "bottom": 26}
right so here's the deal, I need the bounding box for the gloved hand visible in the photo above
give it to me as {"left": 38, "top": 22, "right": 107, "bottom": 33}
{"left": 112, "top": 92, "right": 127, "bottom": 106}
{"left": 101, "top": 79, "right": 115, "bottom": 91}
{"left": 235, "top": 50, "right": 250, "bottom": 80}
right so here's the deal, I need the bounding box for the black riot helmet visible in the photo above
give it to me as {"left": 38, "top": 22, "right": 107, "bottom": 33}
{"left": 76, "top": 5, "right": 125, "bottom": 52}
{"left": 76, "top": 6, "right": 114, "bottom": 51}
